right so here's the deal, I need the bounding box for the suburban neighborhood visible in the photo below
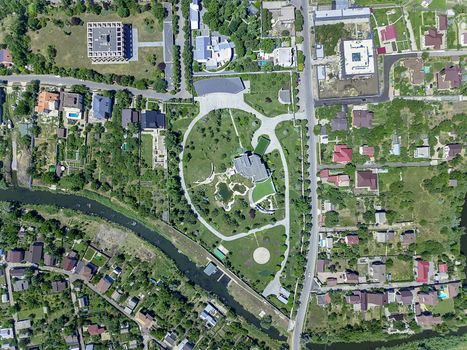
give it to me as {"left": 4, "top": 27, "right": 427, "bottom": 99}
{"left": 0, "top": 0, "right": 466, "bottom": 350}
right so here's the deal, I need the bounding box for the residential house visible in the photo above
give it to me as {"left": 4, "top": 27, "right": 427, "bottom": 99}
{"left": 163, "top": 332, "right": 178, "bottom": 348}
{"left": 64, "top": 335, "right": 79, "bottom": 349}
{"left": 396, "top": 289, "right": 413, "bottom": 305}
{"left": 135, "top": 310, "right": 155, "bottom": 329}
{"left": 25, "top": 242, "right": 43, "bottom": 265}
{"left": 0, "top": 328, "right": 14, "bottom": 340}
{"left": 62, "top": 254, "right": 78, "bottom": 271}
{"left": 234, "top": 153, "right": 270, "bottom": 183}
{"left": 44, "top": 254, "right": 57, "bottom": 266}
{"left": 331, "top": 111, "right": 348, "bottom": 131}
{"left": 15, "top": 319, "right": 31, "bottom": 331}
{"left": 10, "top": 267, "right": 27, "bottom": 279}
{"left": 404, "top": 58, "right": 424, "bottom": 85}
{"left": 111, "top": 290, "right": 122, "bottom": 302}
{"left": 355, "top": 170, "right": 378, "bottom": 191}
{"left": 344, "top": 234, "right": 359, "bottom": 246}
{"left": 199, "top": 303, "right": 220, "bottom": 328}
{"left": 375, "top": 210, "right": 387, "bottom": 225}
{"left": 375, "top": 230, "right": 395, "bottom": 243}
{"left": 326, "top": 277, "right": 338, "bottom": 286}
{"left": 344, "top": 271, "right": 359, "bottom": 284}
{"left": 424, "top": 28, "right": 443, "bottom": 50}
{"left": 369, "top": 261, "right": 386, "bottom": 283}
{"left": 0, "top": 49, "right": 13, "bottom": 67}
{"left": 359, "top": 145, "right": 374, "bottom": 159}
{"left": 443, "top": 143, "right": 462, "bottom": 160}
{"left": 91, "top": 94, "right": 112, "bottom": 121}
{"left": 60, "top": 92, "right": 84, "bottom": 120}
{"left": 437, "top": 65, "right": 461, "bottom": 89}
{"left": 125, "top": 297, "right": 139, "bottom": 314}
{"left": 416, "top": 313, "right": 442, "bottom": 328}
{"left": 176, "top": 339, "right": 194, "bottom": 350}
{"left": 141, "top": 110, "right": 166, "bottom": 130}
{"left": 346, "top": 292, "right": 361, "bottom": 305}
{"left": 75, "top": 261, "right": 97, "bottom": 281}
{"left": 317, "top": 259, "right": 328, "bottom": 273}
{"left": 12, "top": 280, "right": 29, "bottom": 292}
{"left": 95, "top": 275, "right": 113, "bottom": 294}
{"left": 121, "top": 108, "right": 140, "bottom": 129}
{"left": 87, "top": 324, "right": 105, "bottom": 336}
{"left": 189, "top": 0, "right": 200, "bottom": 30}
{"left": 51, "top": 280, "right": 68, "bottom": 293}
{"left": 416, "top": 260, "right": 431, "bottom": 283}
{"left": 332, "top": 145, "right": 352, "bottom": 164}
{"left": 400, "top": 230, "right": 416, "bottom": 247}
{"left": 367, "top": 292, "right": 388, "bottom": 307}
{"left": 78, "top": 295, "right": 89, "bottom": 309}
{"left": 320, "top": 169, "right": 350, "bottom": 187}
{"left": 352, "top": 109, "right": 373, "bottom": 128}
{"left": 6, "top": 249, "right": 24, "bottom": 263}
{"left": 418, "top": 290, "right": 438, "bottom": 306}
{"left": 194, "top": 36, "right": 234, "bottom": 69}
{"left": 273, "top": 47, "right": 294, "bottom": 67}
{"left": 380, "top": 24, "right": 397, "bottom": 43}
{"left": 35, "top": 91, "right": 60, "bottom": 116}
{"left": 316, "top": 293, "right": 331, "bottom": 307}
{"left": 437, "top": 14, "right": 447, "bottom": 31}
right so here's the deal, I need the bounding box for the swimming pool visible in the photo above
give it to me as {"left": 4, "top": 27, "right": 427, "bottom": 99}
{"left": 68, "top": 112, "right": 80, "bottom": 119}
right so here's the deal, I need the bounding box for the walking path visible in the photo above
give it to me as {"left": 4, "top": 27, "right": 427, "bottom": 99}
{"left": 178, "top": 91, "right": 296, "bottom": 298}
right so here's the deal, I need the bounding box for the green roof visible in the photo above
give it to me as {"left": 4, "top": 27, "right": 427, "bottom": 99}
{"left": 214, "top": 248, "right": 226, "bottom": 260}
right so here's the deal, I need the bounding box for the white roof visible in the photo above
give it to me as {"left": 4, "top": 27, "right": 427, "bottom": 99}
{"left": 342, "top": 39, "right": 375, "bottom": 76}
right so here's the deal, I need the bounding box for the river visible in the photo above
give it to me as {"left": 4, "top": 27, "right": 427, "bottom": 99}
{"left": 0, "top": 188, "right": 285, "bottom": 341}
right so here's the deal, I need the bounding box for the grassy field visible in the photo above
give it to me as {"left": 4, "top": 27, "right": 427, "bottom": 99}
{"left": 388, "top": 257, "right": 414, "bottom": 281}
{"left": 433, "top": 298, "right": 455, "bottom": 314}
{"left": 231, "top": 109, "right": 261, "bottom": 151}
{"left": 252, "top": 178, "right": 276, "bottom": 203}
{"left": 184, "top": 109, "right": 284, "bottom": 236}
{"left": 29, "top": 12, "right": 163, "bottom": 80}
{"left": 244, "top": 73, "right": 292, "bottom": 117}
{"left": 222, "top": 226, "right": 285, "bottom": 291}
{"left": 254, "top": 135, "right": 270, "bottom": 156}
{"left": 141, "top": 133, "right": 153, "bottom": 168}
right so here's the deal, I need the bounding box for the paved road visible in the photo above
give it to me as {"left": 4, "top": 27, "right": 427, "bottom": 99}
{"left": 291, "top": 0, "right": 321, "bottom": 348}
{"left": 0, "top": 75, "right": 184, "bottom": 100}
{"left": 399, "top": 95, "right": 465, "bottom": 102}
{"left": 318, "top": 160, "right": 435, "bottom": 170}
{"left": 319, "top": 279, "right": 461, "bottom": 293}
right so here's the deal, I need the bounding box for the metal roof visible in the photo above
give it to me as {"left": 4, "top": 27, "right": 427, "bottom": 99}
{"left": 194, "top": 77, "right": 245, "bottom": 96}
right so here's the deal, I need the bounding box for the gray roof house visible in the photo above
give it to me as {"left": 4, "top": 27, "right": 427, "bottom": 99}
{"left": 141, "top": 110, "right": 166, "bottom": 129}
{"left": 59, "top": 92, "right": 83, "bottom": 111}
{"left": 194, "top": 36, "right": 212, "bottom": 63}
{"left": 121, "top": 108, "right": 140, "bottom": 129}
{"left": 370, "top": 261, "right": 386, "bottom": 283}
{"left": 92, "top": 94, "right": 112, "bottom": 120}
{"left": 331, "top": 111, "right": 348, "bottom": 131}
{"left": 234, "top": 153, "right": 269, "bottom": 183}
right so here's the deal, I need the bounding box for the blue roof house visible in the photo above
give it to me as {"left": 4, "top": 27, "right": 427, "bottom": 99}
{"left": 92, "top": 94, "right": 112, "bottom": 120}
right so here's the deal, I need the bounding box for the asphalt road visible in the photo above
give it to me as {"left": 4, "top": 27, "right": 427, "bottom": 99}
{"left": 0, "top": 74, "right": 185, "bottom": 100}
{"left": 291, "top": 1, "right": 321, "bottom": 348}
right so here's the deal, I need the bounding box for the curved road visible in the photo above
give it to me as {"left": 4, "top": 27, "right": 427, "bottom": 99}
{"left": 0, "top": 74, "right": 186, "bottom": 100}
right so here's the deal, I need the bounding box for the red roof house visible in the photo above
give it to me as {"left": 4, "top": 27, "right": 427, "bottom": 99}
{"left": 345, "top": 235, "right": 359, "bottom": 245}
{"left": 380, "top": 25, "right": 397, "bottom": 42}
{"left": 352, "top": 110, "right": 373, "bottom": 128}
{"left": 0, "top": 49, "right": 13, "bottom": 67}
{"left": 377, "top": 47, "right": 387, "bottom": 55}
{"left": 88, "top": 324, "right": 105, "bottom": 336}
{"left": 360, "top": 145, "right": 375, "bottom": 158}
{"left": 438, "top": 263, "right": 448, "bottom": 273}
{"left": 6, "top": 249, "right": 25, "bottom": 263}
{"left": 416, "top": 260, "right": 430, "bottom": 283}
{"left": 437, "top": 15, "right": 447, "bottom": 31}
{"left": 332, "top": 145, "right": 353, "bottom": 164}
{"left": 355, "top": 170, "right": 378, "bottom": 191}
{"left": 437, "top": 66, "right": 462, "bottom": 89}
{"left": 62, "top": 255, "right": 77, "bottom": 271}
{"left": 424, "top": 28, "right": 443, "bottom": 49}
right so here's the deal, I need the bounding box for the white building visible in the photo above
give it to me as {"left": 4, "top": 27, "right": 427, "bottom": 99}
{"left": 341, "top": 39, "right": 375, "bottom": 77}
{"left": 190, "top": 0, "right": 200, "bottom": 30}
{"left": 273, "top": 47, "right": 294, "bottom": 67}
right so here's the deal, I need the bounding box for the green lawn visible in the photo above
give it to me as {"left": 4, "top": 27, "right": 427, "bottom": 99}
{"left": 141, "top": 134, "right": 153, "bottom": 168}
{"left": 423, "top": 12, "right": 436, "bottom": 27}
{"left": 222, "top": 226, "right": 285, "bottom": 291}
{"left": 433, "top": 298, "right": 455, "bottom": 315}
{"left": 91, "top": 253, "right": 107, "bottom": 268}
{"left": 83, "top": 246, "right": 97, "bottom": 261}
{"left": 252, "top": 177, "right": 276, "bottom": 203}
{"left": 184, "top": 109, "right": 284, "bottom": 236}
{"left": 244, "top": 73, "right": 292, "bottom": 117}
{"left": 231, "top": 109, "right": 261, "bottom": 151}
{"left": 254, "top": 135, "right": 270, "bottom": 156}
{"left": 388, "top": 257, "right": 414, "bottom": 282}
{"left": 29, "top": 11, "right": 164, "bottom": 80}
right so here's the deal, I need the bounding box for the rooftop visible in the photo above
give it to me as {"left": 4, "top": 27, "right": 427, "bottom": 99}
{"left": 141, "top": 110, "right": 166, "bottom": 129}
{"left": 92, "top": 94, "right": 112, "bottom": 120}
{"left": 356, "top": 170, "right": 378, "bottom": 191}
{"left": 194, "top": 77, "right": 245, "bottom": 96}
{"left": 342, "top": 40, "right": 375, "bottom": 76}
{"left": 233, "top": 153, "right": 269, "bottom": 183}
{"left": 332, "top": 144, "right": 352, "bottom": 164}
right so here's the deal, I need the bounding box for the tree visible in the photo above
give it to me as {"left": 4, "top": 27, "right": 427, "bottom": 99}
{"left": 152, "top": 1, "right": 166, "bottom": 23}
{"left": 295, "top": 9, "right": 304, "bottom": 32}
{"left": 153, "top": 78, "right": 168, "bottom": 92}
{"left": 46, "top": 45, "right": 57, "bottom": 61}
{"left": 325, "top": 211, "right": 339, "bottom": 227}
{"left": 117, "top": 6, "right": 130, "bottom": 18}
{"left": 59, "top": 173, "right": 86, "bottom": 191}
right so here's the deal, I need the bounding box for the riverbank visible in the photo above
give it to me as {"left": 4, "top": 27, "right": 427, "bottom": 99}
{"left": 0, "top": 188, "right": 288, "bottom": 341}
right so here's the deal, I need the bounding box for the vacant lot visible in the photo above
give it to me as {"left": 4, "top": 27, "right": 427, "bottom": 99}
{"left": 29, "top": 12, "right": 163, "bottom": 79}
{"left": 244, "top": 73, "right": 292, "bottom": 117}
